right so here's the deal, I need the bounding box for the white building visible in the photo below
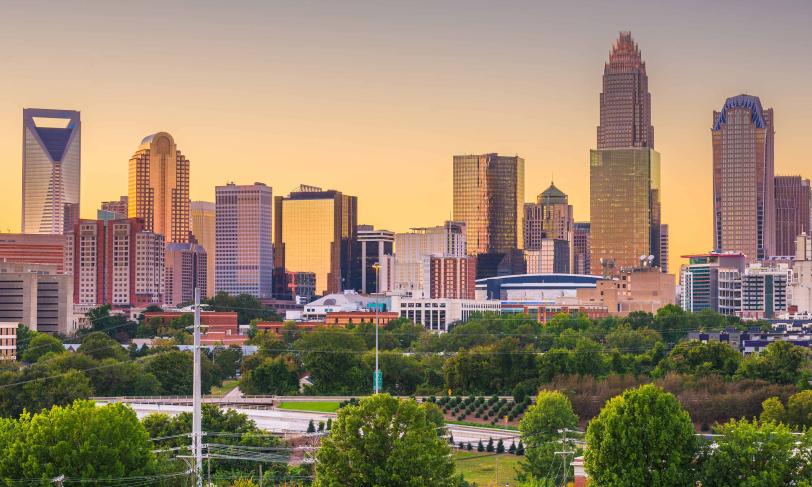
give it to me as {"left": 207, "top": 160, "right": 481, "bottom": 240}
{"left": 294, "top": 291, "right": 381, "bottom": 321}
{"left": 394, "top": 221, "right": 466, "bottom": 297}
{"left": 389, "top": 295, "right": 501, "bottom": 332}
{"left": 791, "top": 233, "right": 812, "bottom": 315}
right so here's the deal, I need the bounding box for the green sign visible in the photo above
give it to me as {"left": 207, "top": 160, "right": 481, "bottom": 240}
{"left": 374, "top": 371, "right": 383, "bottom": 391}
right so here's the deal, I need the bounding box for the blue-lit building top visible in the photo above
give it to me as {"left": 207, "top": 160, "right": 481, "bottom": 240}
{"left": 476, "top": 273, "right": 601, "bottom": 300}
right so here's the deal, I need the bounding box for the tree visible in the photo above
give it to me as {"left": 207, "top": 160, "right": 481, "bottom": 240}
{"left": 486, "top": 437, "right": 494, "bottom": 452}
{"left": 204, "top": 292, "right": 282, "bottom": 324}
{"left": 213, "top": 346, "right": 243, "bottom": 379}
{"left": 0, "top": 400, "right": 161, "bottom": 481}
{"left": 496, "top": 438, "right": 505, "bottom": 453}
{"left": 307, "top": 419, "right": 316, "bottom": 433}
{"left": 477, "top": 440, "right": 484, "bottom": 452}
{"left": 787, "top": 390, "right": 812, "bottom": 429}
{"left": 698, "top": 419, "right": 811, "bottom": 487}
{"left": 21, "top": 333, "right": 64, "bottom": 362}
{"left": 0, "top": 364, "right": 93, "bottom": 417}
{"left": 656, "top": 340, "right": 741, "bottom": 377}
{"left": 314, "top": 394, "right": 455, "bottom": 486}
{"left": 78, "top": 331, "right": 129, "bottom": 361}
{"left": 519, "top": 390, "right": 578, "bottom": 480}
{"left": 144, "top": 350, "right": 218, "bottom": 395}
{"left": 585, "top": 384, "right": 697, "bottom": 486}
{"left": 296, "top": 328, "right": 369, "bottom": 394}
{"left": 736, "top": 341, "right": 810, "bottom": 385}
{"left": 760, "top": 396, "right": 787, "bottom": 424}
{"left": 239, "top": 355, "right": 300, "bottom": 395}
{"left": 15, "top": 324, "right": 36, "bottom": 358}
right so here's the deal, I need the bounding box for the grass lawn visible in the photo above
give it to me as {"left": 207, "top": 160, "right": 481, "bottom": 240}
{"left": 278, "top": 401, "right": 341, "bottom": 413}
{"left": 210, "top": 379, "right": 239, "bottom": 396}
{"left": 453, "top": 450, "right": 522, "bottom": 486}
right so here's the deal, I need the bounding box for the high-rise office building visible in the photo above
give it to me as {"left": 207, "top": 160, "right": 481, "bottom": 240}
{"left": 22, "top": 109, "right": 81, "bottom": 235}
{"left": 525, "top": 239, "right": 570, "bottom": 274}
{"left": 70, "top": 218, "right": 164, "bottom": 307}
{"left": 524, "top": 182, "right": 574, "bottom": 271}
{"left": 128, "top": 132, "right": 190, "bottom": 243}
{"left": 357, "top": 225, "right": 394, "bottom": 294}
{"left": 190, "top": 201, "right": 216, "bottom": 297}
{"left": 590, "top": 32, "right": 661, "bottom": 275}
{"left": 165, "top": 242, "right": 207, "bottom": 306}
{"left": 712, "top": 95, "right": 775, "bottom": 261}
{"left": 573, "top": 222, "right": 591, "bottom": 275}
{"left": 394, "top": 221, "right": 466, "bottom": 296}
{"left": 274, "top": 185, "right": 357, "bottom": 297}
{"left": 453, "top": 153, "right": 524, "bottom": 255}
{"left": 774, "top": 175, "right": 810, "bottom": 257}
{"left": 99, "top": 196, "right": 128, "bottom": 220}
{"left": 659, "top": 224, "right": 669, "bottom": 274}
{"left": 215, "top": 183, "right": 273, "bottom": 298}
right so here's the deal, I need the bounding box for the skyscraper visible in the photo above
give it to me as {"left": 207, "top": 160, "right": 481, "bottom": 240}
{"left": 357, "top": 225, "right": 395, "bottom": 294}
{"left": 190, "top": 201, "right": 216, "bottom": 297}
{"left": 274, "top": 185, "right": 358, "bottom": 296}
{"left": 590, "top": 32, "right": 661, "bottom": 274}
{"left": 712, "top": 95, "right": 775, "bottom": 261}
{"left": 659, "top": 223, "right": 669, "bottom": 274}
{"left": 573, "top": 222, "right": 591, "bottom": 275}
{"left": 165, "top": 242, "right": 207, "bottom": 306}
{"left": 774, "top": 175, "right": 810, "bottom": 257}
{"left": 453, "top": 153, "right": 524, "bottom": 255}
{"left": 128, "top": 132, "right": 190, "bottom": 243}
{"left": 393, "top": 221, "right": 466, "bottom": 296}
{"left": 215, "top": 183, "right": 273, "bottom": 298}
{"left": 523, "top": 182, "right": 574, "bottom": 269}
{"left": 22, "top": 109, "right": 81, "bottom": 235}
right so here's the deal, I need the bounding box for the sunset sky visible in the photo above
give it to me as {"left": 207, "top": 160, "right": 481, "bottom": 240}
{"left": 2, "top": 0, "right": 811, "bottom": 273}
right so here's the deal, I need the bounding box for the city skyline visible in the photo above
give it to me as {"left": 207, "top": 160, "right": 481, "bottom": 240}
{"left": 3, "top": 2, "right": 812, "bottom": 275}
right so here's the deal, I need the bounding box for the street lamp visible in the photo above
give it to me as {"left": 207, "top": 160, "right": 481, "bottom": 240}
{"left": 372, "top": 262, "right": 381, "bottom": 394}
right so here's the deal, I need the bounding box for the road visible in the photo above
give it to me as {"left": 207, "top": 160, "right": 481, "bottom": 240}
{"left": 99, "top": 401, "right": 519, "bottom": 445}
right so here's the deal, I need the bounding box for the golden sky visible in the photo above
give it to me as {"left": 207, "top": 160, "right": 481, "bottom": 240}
{"left": 2, "top": 0, "right": 812, "bottom": 274}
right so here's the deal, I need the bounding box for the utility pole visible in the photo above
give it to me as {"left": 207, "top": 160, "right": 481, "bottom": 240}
{"left": 192, "top": 287, "right": 203, "bottom": 487}
{"left": 372, "top": 263, "right": 381, "bottom": 394}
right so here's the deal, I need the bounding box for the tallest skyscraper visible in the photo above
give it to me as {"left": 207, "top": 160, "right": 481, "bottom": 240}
{"left": 590, "top": 32, "right": 662, "bottom": 275}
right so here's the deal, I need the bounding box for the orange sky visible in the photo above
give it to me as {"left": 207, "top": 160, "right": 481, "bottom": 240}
{"left": 1, "top": 1, "right": 812, "bottom": 274}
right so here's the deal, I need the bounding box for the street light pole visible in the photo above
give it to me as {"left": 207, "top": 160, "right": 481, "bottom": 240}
{"left": 372, "top": 263, "right": 381, "bottom": 394}
{"left": 192, "top": 287, "right": 203, "bottom": 487}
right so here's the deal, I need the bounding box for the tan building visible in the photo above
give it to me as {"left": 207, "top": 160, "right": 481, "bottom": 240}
{"left": 574, "top": 266, "right": 675, "bottom": 316}
{"left": 165, "top": 243, "right": 207, "bottom": 306}
{"left": 0, "top": 322, "right": 16, "bottom": 360}
{"left": 0, "top": 261, "right": 73, "bottom": 335}
{"left": 190, "top": 201, "right": 216, "bottom": 297}
{"left": 128, "top": 132, "right": 190, "bottom": 243}
{"left": 0, "top": 233, "right": 69, "bottom": 274}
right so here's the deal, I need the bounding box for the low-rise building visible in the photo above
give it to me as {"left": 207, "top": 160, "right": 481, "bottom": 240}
{"left": 501, "top": 302, "right": 609, "bottom": 323}
{"left": 575, "top": 267, "right": 676, "bottom": 316}
{"left": 0, "top": 322, "right": 16, "bottom": 360}
{"left": 389, "top": 296, "right": 501, "bottom": 332}
{"left": 476, "top": 273, "right": 600, "bottom": 301}
{"left": 0, "top": 261, "right": 73, "bottom": 335}
{"left": 324, "top": 311, "right": 399, "bottom": 327}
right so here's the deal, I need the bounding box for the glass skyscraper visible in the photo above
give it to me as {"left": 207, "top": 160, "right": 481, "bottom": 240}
{"left": 274, "top": 185, "right": 358, "bottom": 296}
{"left": 128, "top": 132, "right": 190, "bottom": 243}
{"left": 22, "top": 109, "right": 81, "bottom": 235}
{"left": 590, "top": 32, "right": 662, "bottom": 275}
{"left": 712, "top": 95, "right": 775, "bottom": 261}
{"left": 774, "top": 176, "right": 810, "bottom": 257}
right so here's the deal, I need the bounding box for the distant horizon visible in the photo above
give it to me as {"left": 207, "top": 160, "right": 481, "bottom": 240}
{"left": 3, "top": 0, "right": 812, "bottom": 274}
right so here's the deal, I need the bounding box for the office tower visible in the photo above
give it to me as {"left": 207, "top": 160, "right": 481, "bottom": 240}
{"left": 453, "top": 153, "right": 524, "bottom": 255}
{"left": 274, "top": 185, "right": 357, "bottom": 297}
{"left": 525, "top": 239, "right": 570, "bottom": 274}
{"left": 0, "top": 234, "right": 69, "bottom": 274}
{"left": 99, "top": 196, "right": 129, "bottom": 220}
{"left": 524, "top": 182, "right": 574, "bottom": 272}
{"left": 740, "top": 263, "right": 790, "bottom": 319}
{"left": 712, "top": 95, "right": 775, "bottom": 261}
{"left": 0, "top": 262, "right": 73, "bottom": 335}
{"left": 659, "top": 224, "right": 669, "bottom": 274}
{"left": 215, "top": 182, "right": 273, "bottom": 298}
{"left": 128, "top": 132, "right": 190, "bottom": 243}
{"left": 573, "top": 222, "right": 591, "bottom": 275}
{"left": 590, "top": 32, "right": 661, "bottom": 274}
{"left": 280, "top": 271, "right": 317, "bottom": 303}
{"left": 357, "top": 225, "right": 394, "bottom": 294}
{"left": 680, "top": 252, "right": 745, "bottom": 315}
{"left": 394, "top": 221, "right": 466, "bottom": 296}
{"left": 165, "top": 242, "right": 207, "bottom": 306}
{"left": 426, "top": 255, "right": 476, "bottom": 299}
{"left": 191, "top": 201, "right": 216, "bottom": 297}
{"left": 774, "top": 176, "right": 810, "bottom": 257}
{"left": 22, "top": 109, "right": 81, "bottom": 235}
{"left": 70, "top": 218, "right": 164, "bottom": 307}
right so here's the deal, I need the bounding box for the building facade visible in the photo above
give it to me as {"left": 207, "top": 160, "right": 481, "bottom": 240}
{"left": 740, "top": 263, "right": 790, "bottom": 319}
{"left": 70, "top": 218, "right": 164, "bottom": 307}
{"left": 0, "top": 234, "right": 69, "bottom": 274}
{"left": 0, "top": 262, "right": 73, "bottom": 335}
{"left": 165, "top": 242, "right": 207, "bottom": 306}
{"left": 357, "top": 225, "right": 395, "bottom": 294}
{"left": 680, "top": 252, "right": 746, "bottom": 315}
{"left": 712, "top": 95, "right": 775, "bottom": 261}
{"left": 524, "top": 182, "right": 574, "bottom": 271}
{"left": 453, "top": 153, "right": 524, "bottom": 256}
{"left": 590, "top": 33, "right": 661, "bottom": 275}
{"left": 659, "top": 223, "right": 669, "bottom": 274}
{"left": 393, "top": 221, "right": 466, "bottom": 297}
{"left": 128, "top": 132, "right": 190, "bottom": 243}
{"left": 99, "top": 196, "right": 129, "bottom": 220}
{"left": 215, "top": 182, "right": 273, "bottom": 298}
{"left": 426, "top": 255, "right": 476, "bottom": 299}
{"left": 525, "top": 239, "right": 570, "bottom": 274}
{"left": 190, "top": 201, "right": 216, "bottom": 297}
{"left": 22, "top": 109, "right": 81, "bottom": 235}
{"left": 774, "top": 175, "right": 810, "bottom": 257}
{"left": 573, "top": 222, "right": 591, "bottom": 275}
{"left": 274, "top": 185, "right": 357, "bottom": 297}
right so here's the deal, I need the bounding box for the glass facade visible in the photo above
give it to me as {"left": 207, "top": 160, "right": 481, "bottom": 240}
{"left": 774, "top": 175, "right": 809, "bottom": 257}
{"left": 274, "top": 187, "right": 357, "bottom": 296}
{"left": 22, "top": 109, "right": 81, "bottom": 235}
{"left": 590, "top": 148, "right": 660, "bottom": 274}
{"left": 712, "top": 95, "right": 775, "bottom": 261}
{"left": 453, "top": 154, "right": 524, "bottom": 255}
{"left": 128, "top": 132, "right": 190, "bottom": 243}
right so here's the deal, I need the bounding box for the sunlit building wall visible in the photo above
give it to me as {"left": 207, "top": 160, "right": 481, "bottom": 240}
{"left": 274, "top": 185, "right": 357, "bottom": 296}
{"left": 21, "top": 109, "right": 81, "bottom": 235}
{"left": 393, "top": 221, "right": 466, "bottom": 296}
{"left": 774, "top": 175, "right": 810, "bottom": 257}
{"left": 191, "top": 201, "right": 216, "bottom": 297}
{"left": 128, "top": 132, "right": 190, "bottom": 243}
